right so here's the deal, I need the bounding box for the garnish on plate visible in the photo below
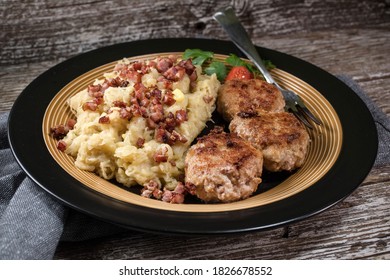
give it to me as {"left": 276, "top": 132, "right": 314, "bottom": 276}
{"left": 183, "top": 49, "right": 275, "bottom": 81}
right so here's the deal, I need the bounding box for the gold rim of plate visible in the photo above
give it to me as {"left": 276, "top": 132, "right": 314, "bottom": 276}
{"left": 42, "top": 52, "right": 343, "bottom": 213}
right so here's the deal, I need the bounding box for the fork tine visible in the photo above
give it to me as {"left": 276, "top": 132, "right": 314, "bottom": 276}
{"left": 289, "top": 108, "right": 314, "bottom": 129}
{"left": 298, "top": 105, "right": 322, "bottom": 125}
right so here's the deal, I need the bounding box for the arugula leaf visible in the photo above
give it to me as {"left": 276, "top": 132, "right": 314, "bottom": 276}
{"left": 183, "top": 49, "right": 214, "bottom": 66}
{"left": 204, "top": 61, "right": 227, "bottom": 81}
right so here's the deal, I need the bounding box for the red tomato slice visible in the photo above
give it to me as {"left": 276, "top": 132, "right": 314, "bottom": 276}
{"left": 225, "top": 66, "right": 253, "bottom": 81}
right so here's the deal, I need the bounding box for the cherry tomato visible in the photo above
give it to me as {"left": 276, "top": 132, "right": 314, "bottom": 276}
{"left": 225, "top": 66, "right": 253, "bottom": 81}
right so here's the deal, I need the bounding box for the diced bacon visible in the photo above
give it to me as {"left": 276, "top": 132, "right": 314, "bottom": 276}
{"left": 105, "top": 77, "right": 129, "bottom": 88}
{"left": 178, "top": 59, "right": 196, "bottom": 75}
{"left": 156, "top": 57, "right": 173, "bottom": 73}
{"left": 57, "top": 140, "right": 67, "bottom": 152}
{"left": 126, "top": 70, "right": 142, "bottom": 83}
{"left": 98, "top": 115, "right": 110, "bottom": 124}
{"left": 171, "top": 130, "right": 187, "bottom": 143}
{"left": 136, "top": 137, "right": 145, "bottom": 148}
{"left": 155, "top": 127, "right": 169, "bottom": 143}
{"left": 162, "top": 91, "right": 176, "bottom": 106}
{"left": 161, "top": 182, "right": 186, "bottom": 204}
{"left": 50, "top": 124, "right": 69, "bottom": 140}
{"left": 82, "top": 101, "right": 98, "bottom": 111}
{"left": 119, "top": 107, "right": 132, "bottom": 120}
{"left": 66, "top": 119, "right": 77, "bottom": 129}
{"left": 163, "top": 66, "right": 186, "bottom": 81}
{"left": 149, "top": 103, "right": 164, "bottom": 123}
{"left": 164, "top": 112, "right": 177, "bottom": 132}
{"left": 141, "top": 180, "right": 160, "bottom": 198}
{"left": 94, "top": 97, "right": 104, "bottom": 105}
{"left": 175, "top": 109, "right": 188, "bottom": 124}
{"left": 150, "top": 88, "right": 162, "bottom": 100}
{"left": 153, "top": 146, "right": 169, "bottom": 163}
{"left": 113, "top": 100, "right": 127, "bottom": 108}
{"left": 87, "top": 84, "right": 102, "bottom": 97}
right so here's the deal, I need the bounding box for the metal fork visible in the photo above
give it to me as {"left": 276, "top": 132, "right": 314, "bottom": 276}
{"left": 213, "top": 6, "right": 322, "bottom": 129}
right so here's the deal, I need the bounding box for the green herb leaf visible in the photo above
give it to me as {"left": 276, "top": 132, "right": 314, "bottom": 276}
{"left": 263, "top": 59, "right": 276, "bottom": 70}
{"left": 183, "top": 49, "right": 214, "bottom": 66}
{"left": 205, "top": 61, "right": 227, "bottom": 81}
{"left": 225, "top": 54, "right": 246, "bottom": 67}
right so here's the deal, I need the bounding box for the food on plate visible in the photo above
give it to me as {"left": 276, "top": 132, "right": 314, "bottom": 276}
{"left": 225, "top": 65, "right": 253, "bottom": 81}
{"left": 229, "top": 111, "right": 310, "bottom": 172}
{"left": 184, "top": 127, "right": 263, "bottom": 203}
{"left": 50, "top": 49, "right": 311, "bottom": 204}
{"left": 217, "top": 78, "right": 285, "bottom": 122}
{"left": 51, "top": 55, "right": 220, "bottom": 201}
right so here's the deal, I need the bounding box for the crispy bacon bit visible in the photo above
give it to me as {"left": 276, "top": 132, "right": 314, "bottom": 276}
{"left": 141, "top": 180, "right": 162, "bottom": 199}
{"left": 157, "top": 76, "right": 173, "bottom": 90}
{"left": 149, "top": 103, "right": 164, "bottom": 123}
{"left": 82, "top": 101, "right": 98, "bottom": 111}
{"left": 156, "top": 57, "right": 174, "bottom": 73}
{"left": 175, "top": 109, "right": 188, "bottom": 124}
{"left": 113, "top": 100, "right": 127, "bottom": 108}
{"left": 57, "top": 140, "right": 67, "bottom": 152}
{"left": 98, "top": 115, "right": 110, "bottom": 124}
{"left": 50, "top": 124, "right": 69, "bottom": 139}
{"left": 162, "top": 182, "right": 187, "bottom": 204}
{"left": 94, "top": 97, "right": 104, "bottom": 105}
{"left": 105, "top": 77, "right": 129, "bottom": 88}
{"left": 178, "top": 59, "right": 196, "bottom": 75}
{"left": 150, "top": 88, "right": 162, "bottom": 100}
{"left": 136, "top": 137, "right": 145, "bottom": 148}
{"left": 155, "top": 126, "right": 169, "bottom": 143}
{"left": 146, "top": 118, "right": 157, "bottom": 129}
{"left": 178, "top": 59, "right": 197, "bottom": 90}
{"left": 162, "top": 90, "right": 176, "bottom": 106}
{"left": 163, "top": 66, "right": 186, "bottom": 81}
{"left": 119, "top": 107, "right": 132, "bottom": 120}
{"left": 153, "top": 146, "right": 169, "bottom": 163}
{"left": 67, "top": 119, "right": 77, "bottom": 129}
{"left": 87, "top": 84, "right": 103, "bottom": 98}
{"left": 134, "top": 82, "right": 147, "bottom": 95}
{"left": 50, "top": 118, "right": 77, "bottom": 140}
{"left": 164, "top": 112, "right": 177, "bottom": 132}
{"left": 171, "top": 130, "right": 187, "bottom": 143}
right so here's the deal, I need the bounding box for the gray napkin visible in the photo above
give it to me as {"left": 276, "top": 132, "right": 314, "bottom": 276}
{"left": 0, "top": 113, "right": 127, "bottom": 260}
{"left": 0, "top": 75, "right": 389, "bottom": 259}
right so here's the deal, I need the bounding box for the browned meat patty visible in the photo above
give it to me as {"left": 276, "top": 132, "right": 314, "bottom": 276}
{"left": 184, "top": 127, "right": 263, "bottom": 203}
{"left": 217, "top": 78, "right": 285, "bottom": 121}
{"left": 229, "top": 112, "right": 310, "bottom": 172}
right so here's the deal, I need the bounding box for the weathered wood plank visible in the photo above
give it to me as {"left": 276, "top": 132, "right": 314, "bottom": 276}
{"left": 1, "top": 0, "right": 388, "bottom": 65}
{"left": 1, "top": 0, "right": 389, "bottom": 260}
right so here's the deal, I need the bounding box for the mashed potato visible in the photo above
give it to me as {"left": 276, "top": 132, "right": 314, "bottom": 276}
{"left": 60, "top": 55, "right": 220, "bottom": 196}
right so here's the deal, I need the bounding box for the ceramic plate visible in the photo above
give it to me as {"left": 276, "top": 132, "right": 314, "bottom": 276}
{"left": 8, "top": 38, "right": 378, "bottom": 234}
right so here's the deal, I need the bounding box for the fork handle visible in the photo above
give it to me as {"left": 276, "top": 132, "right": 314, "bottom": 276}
{"left": 213, "top": 7, "right": 278, "bottom": 86}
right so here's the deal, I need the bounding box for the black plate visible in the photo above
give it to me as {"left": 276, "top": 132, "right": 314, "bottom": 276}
{"left": 8, "top": 38, "right": 378, "bottom": 234}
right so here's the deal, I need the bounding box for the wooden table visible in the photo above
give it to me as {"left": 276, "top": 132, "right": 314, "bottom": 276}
{"left": 1, "top": 0, "right": 389, "bottom": 259}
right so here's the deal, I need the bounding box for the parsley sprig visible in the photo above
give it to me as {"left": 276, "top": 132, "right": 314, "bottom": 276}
{"left": 183, "top": 49, "right": 275, "bottom": 81}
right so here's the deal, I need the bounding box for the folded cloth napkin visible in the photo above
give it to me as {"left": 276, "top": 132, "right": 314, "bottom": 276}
{"left": 0, "top": 75, "right": 389, "bottom": 259}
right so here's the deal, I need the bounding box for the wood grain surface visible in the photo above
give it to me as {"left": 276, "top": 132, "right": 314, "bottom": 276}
{"left": 1, "top": 0, "right": 389, "bottom": 259}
